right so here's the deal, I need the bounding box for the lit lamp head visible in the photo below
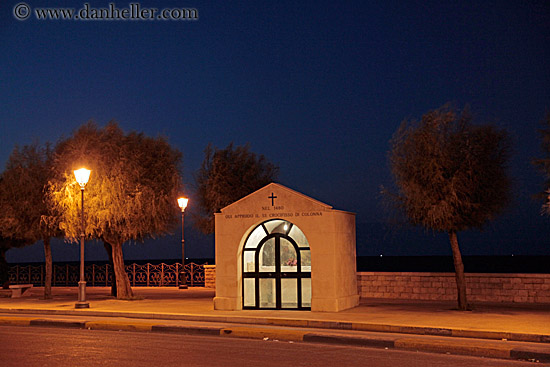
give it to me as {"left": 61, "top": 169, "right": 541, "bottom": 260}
{"left": 177, "top": 197, "right": 189, "bottom": 212}
{"left": 74, "top": 168, "right": 91, "bottom": 189}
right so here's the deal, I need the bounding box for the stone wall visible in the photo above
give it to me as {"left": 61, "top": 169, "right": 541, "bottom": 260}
{"left": 199, "top": 267, "right": 550, "bottom": 304}
{"left": 204, "top": 265, "right": 216, "bottom": 289}
{"left": 357, "top": 272, "right": 550, "bottom": 303}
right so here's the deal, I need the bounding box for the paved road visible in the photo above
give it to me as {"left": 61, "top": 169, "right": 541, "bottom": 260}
{"left": 0, "top": 326, "right": 542, "bottom": 367}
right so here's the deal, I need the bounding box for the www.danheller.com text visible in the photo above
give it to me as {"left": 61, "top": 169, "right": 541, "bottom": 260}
{"left": 13, "top": 2, "right": 199, "bottom": 21}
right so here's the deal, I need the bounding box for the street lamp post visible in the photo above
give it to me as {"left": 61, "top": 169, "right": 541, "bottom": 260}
{"left": 177, "top": 197, "right": 189, "bottom": 289}
{"left": 74, "top": 168, "right": 91, "bottom": 309}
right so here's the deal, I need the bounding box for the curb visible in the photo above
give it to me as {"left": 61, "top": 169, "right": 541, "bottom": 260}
{"left": 29, "top": 319, "right": 86, "bottom": 328}
{"left": 302, "top": 334, "right": 550, "bottom": 362}
{"left": 86, "top": 321, "right": 158, "bottom": 332}
{"left": 1, "top": 316, "right": 550, "bottom": 362}
{"left": 394, "top": 337, "right": 511, "bottom": 359}
{"left": 152, "top": 325, "right": 222, "bottom": 335}
{"left": 1, "top": 307, "right": 549, "bottom": 344}
{"left": 221, "top": 326, "right": 307, "bottom": 342}
{"left": 0, "top": 316, "right": 36, "bottom": 326}
{"left": 303, "top": 334, "right": 395, "bottom": 349}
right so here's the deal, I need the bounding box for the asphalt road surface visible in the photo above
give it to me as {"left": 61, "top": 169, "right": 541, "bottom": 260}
{"left": 0, "top": 326, "right": 543, "bottom": 367}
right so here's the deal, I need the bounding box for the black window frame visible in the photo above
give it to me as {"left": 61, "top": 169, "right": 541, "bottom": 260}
{"left": 242, "top": 220, "right": 311, "bottom": 310}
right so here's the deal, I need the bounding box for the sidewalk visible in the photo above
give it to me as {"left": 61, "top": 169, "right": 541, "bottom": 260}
{"left": 1, "top": 286, "right": 549, "bottom": 362}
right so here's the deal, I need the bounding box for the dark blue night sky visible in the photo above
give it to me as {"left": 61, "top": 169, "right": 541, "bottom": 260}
{"left": 1, "top": 1, "right": 550, "bottom": 263}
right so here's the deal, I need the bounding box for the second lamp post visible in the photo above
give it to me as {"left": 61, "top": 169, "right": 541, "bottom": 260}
{"left": 177, "top": 197, "right": 189, "bottom": 289}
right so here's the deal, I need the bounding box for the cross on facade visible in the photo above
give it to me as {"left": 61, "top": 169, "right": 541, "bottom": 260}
{"left": 268, "top": 192, "right": 277, "bottom": 206}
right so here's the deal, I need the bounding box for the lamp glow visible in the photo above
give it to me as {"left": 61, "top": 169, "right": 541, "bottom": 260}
{"left": 178, "top": 197, "right": 189, "bottom": 211}
{"left": 74, "top": 168, "right": 91, "bottom": 188}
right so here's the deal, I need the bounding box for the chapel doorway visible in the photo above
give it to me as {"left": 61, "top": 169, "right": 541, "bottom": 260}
{"left": 242, "top": 219, "right": 311, "bottom": 310}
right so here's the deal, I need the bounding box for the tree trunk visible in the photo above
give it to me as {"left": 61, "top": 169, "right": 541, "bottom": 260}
{"left": 111, "top": 242, "right": 133, "bottom": 299}
{"left": 449, "top": 231, "right": 468, "bottom": 310}
{"left": 43, "top": 237, "right": 52, "bottom": 299}
{"left": 0, "top": 249, "right": 8, "bottom": 289}
{"left": 103, "top": 241, "right": 117, "bottom": 297}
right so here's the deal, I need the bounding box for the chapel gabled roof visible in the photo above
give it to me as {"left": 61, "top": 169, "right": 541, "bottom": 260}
{"left": 219, "top": 182, "right": 332, "bottom": 212}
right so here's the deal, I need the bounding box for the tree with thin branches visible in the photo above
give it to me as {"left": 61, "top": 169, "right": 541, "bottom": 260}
{"left": 194, "top": 143, "right": 278, "bottom": 234}
{"left": 0, "top": 143, "right": 61, "bottom": 298}
{"left": 49, "top": 122, "right": 182, "bottom": 299}
{"left": 384, "top": 105, "right": 511, "bottom": 310}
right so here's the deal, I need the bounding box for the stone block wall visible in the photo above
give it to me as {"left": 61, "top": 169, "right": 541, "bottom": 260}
{"left": 204, "top": 265, "right": 216, "bottom": 289}
{"left": 199, "top": 267, "right": 550, "bottom": 304}
{"left": 357, "top": 272, "right": 550, "bottom": 303}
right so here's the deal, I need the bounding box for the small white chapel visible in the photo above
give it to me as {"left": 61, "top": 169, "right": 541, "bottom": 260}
{"left": 213, "top": 183, "right": 359, "bottom": 312}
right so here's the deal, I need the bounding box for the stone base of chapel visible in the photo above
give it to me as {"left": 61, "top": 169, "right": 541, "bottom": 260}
{"left": 213, "top": 296, "right": 238, "bottom": 310}
{"left": 311, "top": 294, "right": 360, "bottom": 312}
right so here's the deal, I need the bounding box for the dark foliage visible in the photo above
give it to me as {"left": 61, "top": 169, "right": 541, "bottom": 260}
{"left": 0, "top": 236, "right": 28, "bottom": 288}
{"left": 532, "top": 113, "right": 550, "bottom": 214}
{"left": 194, "top": 143, "right": 278, "bottom": 234}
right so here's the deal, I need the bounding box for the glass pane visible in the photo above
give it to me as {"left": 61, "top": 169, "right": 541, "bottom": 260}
{"left": 281, "top": 278, "right": 297, "bottom": 308}
{"left": 301, "top": 250, "right": 311, "bottom": 272}
{"left": 301, "top": 278, "right": 311, "bottom": 307}
{"left": 259, "top": 278, "right": 275, "bottom": 308}
{"left": 289, "top": 225, "right": 309, "bottom": 247}
{"left": 259, "top": 238, "right": 275, "bottom": 272}
{"left": 243, "top": 278, "right": 255, "bottom": 307}
{"left": 244, "top": 225, "right": 267, "bottom": 249}
{"left": 264, "top": 220, "right": 287, "bottom": 234}
{"left": 243, "top": 251, "right": 255, "bottom": 272}
{"left": 280, "top": 238, "right": 297, "bottom": 272}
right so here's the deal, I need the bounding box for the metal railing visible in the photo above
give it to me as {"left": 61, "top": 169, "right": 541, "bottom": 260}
{"left": 8, "top": 261, "right": 206, "bottom": 287}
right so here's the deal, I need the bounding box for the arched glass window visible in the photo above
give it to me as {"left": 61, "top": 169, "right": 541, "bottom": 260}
{"left": 242, "top": 220, "right": 311, "bottom": 310}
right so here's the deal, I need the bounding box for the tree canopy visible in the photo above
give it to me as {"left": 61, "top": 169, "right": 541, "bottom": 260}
{"left": 194, "top": 143, "right": 279, "bottom": 234}
{"left": 386, "top": 105, "right": 511, "bottom": 310}
{"left": 48, "top": 121, "right": 183, "bottom": 298}
{"left": 388, "top": 106, "right": 511, "bottom": 232}
{"left": 0, "top": 143, "right": 59, "bottom": 242}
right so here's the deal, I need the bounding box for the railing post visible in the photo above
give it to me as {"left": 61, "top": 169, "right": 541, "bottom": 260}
{"left": 147, "top": 263, "right": 150, "bottom": 287}
{"left": 66, "top": 264, "right": 69, "bottom": 286}
{"left": 183, "top": 263, "right": 187, "bottom": 286}
{"left": 53, "top": 265, "right": 56, "bottom": 286}
{"left": 190, "top": 263, "right": 194, "bottom": 287}
{"left": 92, "top": 265, "right": 95, "bottom": 287}
{"left": 176, "top": 263, "right": 179, "bottom": 287}
{"left": 161, "top": 263, "right": 164, "bottom": 287}
{"left": 132, "top": 263, "right": 136, "bottom": 287}
{"left": 41, "top": 265, "right": 44, "bottom": 286}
